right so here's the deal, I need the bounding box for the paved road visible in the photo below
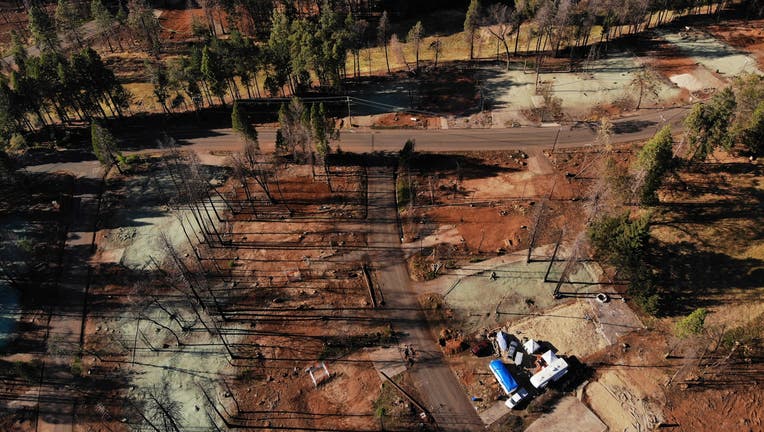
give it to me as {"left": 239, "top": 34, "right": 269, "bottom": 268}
{"left": 36, "top": 170, "right": 103, "bottom": 432}
{"left": 117, "top": 106, "right": 689, "bottom": 156}
{"left": 25, "top": 106, "right": 689, "bottom": 176}
{"left": 366, "top": 167, "right": 483, "bottom": 431}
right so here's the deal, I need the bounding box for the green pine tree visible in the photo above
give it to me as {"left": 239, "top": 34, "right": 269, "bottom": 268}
{"left": 637, "top": 126, "right": 674, "bottom": 205}
{"left": 91, "top": 121, "right": 123, "bottom": 173}
{"left": 231, "top": 100, "right": 258, "bottom": 148}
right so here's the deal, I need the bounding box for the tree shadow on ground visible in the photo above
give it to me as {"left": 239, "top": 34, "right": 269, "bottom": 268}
{"left": 613, "top": 120, "right": 658, "bottom": 134}
{"left": 650, "top": 241, "right": 764, "bottom": 316}
{"left": 407, "top": 153, "right": 519, "bottom": 180}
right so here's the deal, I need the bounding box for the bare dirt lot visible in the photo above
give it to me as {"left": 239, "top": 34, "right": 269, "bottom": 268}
{"left": 706, "top": 18, "right": 764, "bottom": 69}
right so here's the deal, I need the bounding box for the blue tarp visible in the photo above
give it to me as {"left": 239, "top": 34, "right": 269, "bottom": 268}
{"left": 489, "top": 359, "right": 519, "bottom": 395}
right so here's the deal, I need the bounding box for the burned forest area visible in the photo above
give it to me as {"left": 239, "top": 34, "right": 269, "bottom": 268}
{"left": 1, "top": 0, "right": 764, "bottom": 431}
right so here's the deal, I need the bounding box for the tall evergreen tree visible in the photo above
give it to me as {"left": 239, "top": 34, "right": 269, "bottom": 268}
{"left": 28, "top": 5, "right": 59, "bottom": 52}
{"left": 407, "top": 21, "right": 424, "bottom": 72}
{"left": 55, "top": 0, "right": 82, "bottom": 45}
{"left": 127, "top": 0, "right": 161, "bottom": 56}
{"left": 637, "top": 126, "right": 674, "bottom": 205}
{"left": 149, "top": 62, "right": 171, "bottom": 113}
{"left": 201, "top": 45, "right": 227, "bottom": 106}
{"left": 10, "top": 31, "right": 27, "bottom": 75}
{"left": 377, "top": 11, "right": 391, "bottom": 74}
{"left": 685, "top": 88, "right": 736, "bottom": 160}
{"left": 91, "top": 121, "right": 123, "bottom": 173}
{"left": 267, "top": 9, "right": 292, "bottom": 95}
{"left": 310, "top": 103, "right": 328, "bottom": 156}
{"left": 464, "top": 0, "right": 480, "bottom": 60}
{"left": 91, "top": 0, "right": 118, "bottom": 52}
{"left": 232, "top": 100, "right": 258, "bottom": 149}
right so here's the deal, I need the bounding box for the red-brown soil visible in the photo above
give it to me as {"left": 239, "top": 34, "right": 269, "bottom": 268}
{"left": 373, "top": 112, "right": 439, "bottom": 128}
{"left": 706, "top": 18, "right": 764, "bottom": 69}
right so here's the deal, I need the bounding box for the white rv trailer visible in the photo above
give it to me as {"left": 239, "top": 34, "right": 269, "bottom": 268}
{"left": 530, "top": 350, "right": 569, "bottom": 389}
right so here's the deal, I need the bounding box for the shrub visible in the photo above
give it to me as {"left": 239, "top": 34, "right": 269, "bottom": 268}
{"left": 675, "top": 308, "right": 708, "bottom": 337}
{"left": 396, "top": 176, "right": 411, "bottom": 208}
{"left": 7, "top": 133, "right": 27, "bottom": 153}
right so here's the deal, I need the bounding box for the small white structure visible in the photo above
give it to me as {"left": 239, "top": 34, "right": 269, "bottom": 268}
{"left": 524, "top": 339, "right": 541, "bottom": 354}
{"left": 305, "top": 362, "right": 331, "bottom": 387}
{"left": 496, "top": 331, "right": 509, "bottom": 353}
{"left": 530, "top": 350, "right": 569, "bottom": 389}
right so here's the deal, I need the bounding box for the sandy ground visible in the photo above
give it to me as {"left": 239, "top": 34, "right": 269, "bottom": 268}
{"left": 706, "top": 18, "right": 764, "bottom": 69}
{"left": 660, "top": 29, "right": 763, "bottom": 78}
{"left": 524, "top": 396, "right": 607, "bottom": 432}
{"left": 481, "top": 53, "right": 682, "bottom": 123}
{"left": 442, "top": 259, "right": 601, "bottom": 333}
{"left": 584, "top": 369, "right": 663, "bottom": 432}
{"left": 505, "top": 299, "right": 636, "bottom": 359}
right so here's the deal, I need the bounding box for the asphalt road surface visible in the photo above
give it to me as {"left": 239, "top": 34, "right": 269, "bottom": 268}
{"left": 118, "top": 106, "right": 689, "bottom": 155}
{"left": 366, "top": 167, "right": 484, "bottom": 431}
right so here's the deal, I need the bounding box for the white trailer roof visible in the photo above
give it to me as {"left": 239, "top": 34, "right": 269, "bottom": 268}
{"left": 541, "top": 350, "right": 557, "bottom": 364}
{"left": 524, "top": 339, "right": 541, "bottom": 354}
{"left": 530, "top": 356, "right": 569, "bottom": 388}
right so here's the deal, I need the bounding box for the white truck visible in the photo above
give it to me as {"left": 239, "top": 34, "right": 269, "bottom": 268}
{"left": 505, "top": 387, "right": 529, "bottom": 409}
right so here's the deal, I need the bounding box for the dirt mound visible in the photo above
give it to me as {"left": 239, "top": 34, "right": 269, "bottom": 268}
{"left": 372, "top": 112, "right": 439, "bottom": 129}
{"left": 158, "top": 8, "right": 206, "bottom": 42}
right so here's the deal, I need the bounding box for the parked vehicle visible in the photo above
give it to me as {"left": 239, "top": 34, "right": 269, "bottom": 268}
{"left": 505, "top": 387, "right": 529, "bottom": 409}
{"left": 471, "top": 339, "right": 493, "bottom": 357}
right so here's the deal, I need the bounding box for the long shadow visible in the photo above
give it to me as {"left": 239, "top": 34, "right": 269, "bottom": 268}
{"left": 613, "top": 120, "right": 658, "bottom": 134}
{"left": 650, "top": 241, "right": 764, "bottom": 316}
{"left": 407, "top": 153, "right": 519, "bottom": 180}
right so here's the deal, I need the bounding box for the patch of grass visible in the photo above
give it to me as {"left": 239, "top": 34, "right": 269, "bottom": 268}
{"left": 70, "top": 356, "right": 83, "bottom": 377}
{"left": 721, "top": 312, "right": 764, "bottom": 350}
{"left": 11, "top": 360, "right": 43, "bottom": 384}
{"left": 372, "top": 374, "right": 423, "bottom": 431}
{"left": 319, "top": 327, "right": 396, "bottom": 360}
{"left": 396, "top": 176, "right": 412, "bottom": 209}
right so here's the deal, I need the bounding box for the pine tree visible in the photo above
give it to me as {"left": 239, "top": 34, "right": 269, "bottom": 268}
{"left": 91, "top": 121, "right": 123, "bottom": 173}
{"left": 685, "top": 88, "right": 736, "bottom": 160}
{"left": 28, "top": 5, "right": 59, "bottom": 52}
{"left": 231, "top": 100, "right": 258, "bottom": 149}
{"left": 201, "top": 45, "right": 227, "bottom": 106}
{"left": 91, "top": 0, "right": 117, "bottom": 52}
{"left": 310, "top": 103, "right": 328, "bottom": 156}
{"left": 741, "top": 102, "right": 764, "bottom": 156}
{"left": 267, "top": 9, "right": 292, "bottom": 95}
{"left": 407, "top": 21, "right": 424, "bottom": 72}
{"left": 55, "top": 0, "right": 82, "bottom": 45}
{"left": 127, "top": 0, "right": 161, "bottom": 56}
{"left": 149, "top": 62, "right": 171, "bottom": 113}
{"left": 377, "top": 11, "right": 391, "bottom": 74}
{"left": 10, "top": 31, "right": 27, "bottom": 75}
{"left": 637, "top": 126, "right": 674, "bottom": 205}
{"left": 464, "top": 0, "right": 480, "bottom": 61}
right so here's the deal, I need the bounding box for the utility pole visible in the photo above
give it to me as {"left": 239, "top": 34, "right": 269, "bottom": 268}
{"left": 552, "top": 127, "right": 561, "bottom": 154}
{"left": 346, "top": 96, "right": 352, "bottom": 128}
